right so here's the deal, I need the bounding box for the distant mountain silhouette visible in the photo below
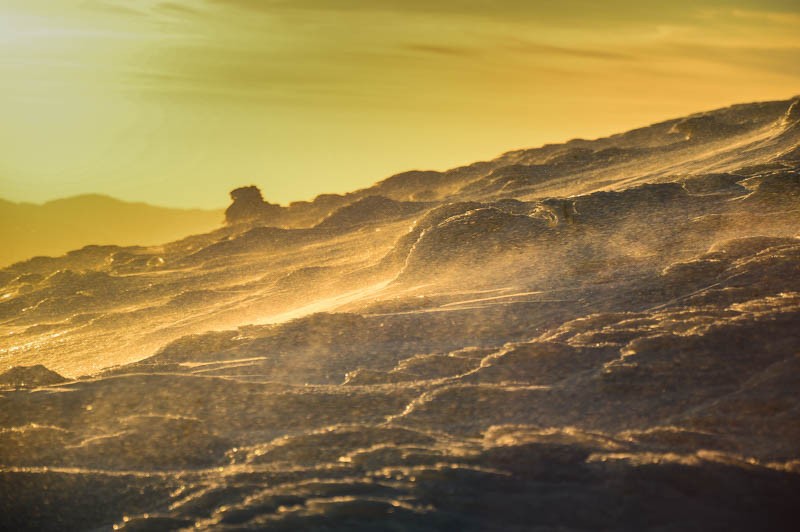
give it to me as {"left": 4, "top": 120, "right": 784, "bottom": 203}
{"left": 0, "top": 194, "right": 222, "bottom": 267}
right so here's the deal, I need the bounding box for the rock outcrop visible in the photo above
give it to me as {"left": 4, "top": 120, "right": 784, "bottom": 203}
{"left": 0, "top": 365, "right": 67, "bottom": 388}
{"left": 224, "top": 185, "right": 283, "bottom": 225}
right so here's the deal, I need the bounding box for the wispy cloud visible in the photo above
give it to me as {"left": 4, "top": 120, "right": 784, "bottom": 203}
{"left": 504, "top": 40, "right": 634, "bottom": 61}
{"left": 202, "top": 0, "right": 800, "bottom": 25}
{"left": 403, "top": 44, "right": 477, "bottom": 57}
{"left": 157, "top": 2, "right": 205, "bottom": 17}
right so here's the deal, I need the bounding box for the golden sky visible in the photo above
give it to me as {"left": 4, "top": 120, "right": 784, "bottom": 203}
{"left": 1, "top": 0, "right": 799, "bottom": 208}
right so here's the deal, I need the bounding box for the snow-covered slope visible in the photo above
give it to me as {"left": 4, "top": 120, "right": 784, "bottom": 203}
{"left": 1, "top": 98, "right": 799, "bottom": 530}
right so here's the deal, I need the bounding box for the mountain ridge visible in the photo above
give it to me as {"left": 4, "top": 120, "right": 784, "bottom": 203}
{"left": 0, "top": 194, "right": 223, "bottom": 267}
{"left": 221, "top": 96, "right": 800, "bottom": 229}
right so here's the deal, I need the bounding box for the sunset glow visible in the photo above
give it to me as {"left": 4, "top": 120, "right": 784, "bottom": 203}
{"left": 2, "top": 0, "right": 799, "bottom": 207}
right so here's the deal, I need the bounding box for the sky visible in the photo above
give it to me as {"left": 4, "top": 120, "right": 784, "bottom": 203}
{"left": 1, "top": 1, "right": 799, "bottom": 208}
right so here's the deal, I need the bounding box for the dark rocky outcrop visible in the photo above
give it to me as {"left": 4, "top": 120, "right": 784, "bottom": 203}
{"left": 0, "top": 365, "right": 67, "bottom": 388}
{"left": 224, "top": 185, "right": 283, "bottom": 225}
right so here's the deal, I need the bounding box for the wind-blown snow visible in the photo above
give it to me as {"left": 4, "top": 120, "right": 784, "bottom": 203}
{"left": 1, "top": 98, "right": 800, "bottom": 530}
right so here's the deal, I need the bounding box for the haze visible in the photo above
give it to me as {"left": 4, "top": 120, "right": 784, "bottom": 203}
{"left": 1, "top": 0, "right": 799, "bottom": 208}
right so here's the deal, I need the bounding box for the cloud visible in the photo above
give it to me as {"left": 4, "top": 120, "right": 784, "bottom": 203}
{"left": 403, "top": 44, "right": 477, "bottom": 57}
{"left": 157, "top": 2, "right": 204, "bottom": 16}
{"left": 505, "top": 41, "right": 633, "bottom": 61}
{"left": 48, "top": 0, "right": 800, "bottom": 108}
{"left": 204, "top": 0, "right": 800, "bottom": 24}
{"left": 84, "top": 1, "right": 148, "bottom": 17}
